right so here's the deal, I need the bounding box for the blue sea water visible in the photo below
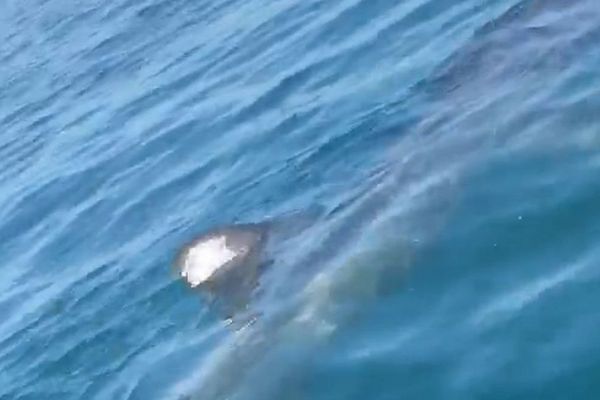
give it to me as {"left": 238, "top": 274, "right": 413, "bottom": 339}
{"left": 1, "top": 0, "right": 600, "bottom": 398}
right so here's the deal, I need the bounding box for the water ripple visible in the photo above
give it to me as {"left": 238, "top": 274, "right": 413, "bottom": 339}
{"left": 1, "top": 0, "right": 600, "bottom": 399}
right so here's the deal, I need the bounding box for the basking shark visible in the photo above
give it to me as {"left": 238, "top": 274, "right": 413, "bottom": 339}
{"left": 174, "top": 223, "right": 268, "bottom": 318}
{"left": 173, "top": 208, "right": 323, "bottom": 320}
{"left": 161, "top": 1, "right": 591, "bottom": 397}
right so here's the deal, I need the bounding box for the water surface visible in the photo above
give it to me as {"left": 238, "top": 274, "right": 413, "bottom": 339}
{"left": 1, "top": 0, "right": 600, "bottom": 399}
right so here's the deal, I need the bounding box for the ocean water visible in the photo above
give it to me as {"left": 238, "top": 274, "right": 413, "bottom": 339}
{"left": 1, "top": 0, "right": 600, "bottom": 399}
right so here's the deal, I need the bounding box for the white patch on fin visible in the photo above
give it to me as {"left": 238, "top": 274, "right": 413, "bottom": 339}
{"left": 181, "top": 236, "right": 237, "bottom": 287}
